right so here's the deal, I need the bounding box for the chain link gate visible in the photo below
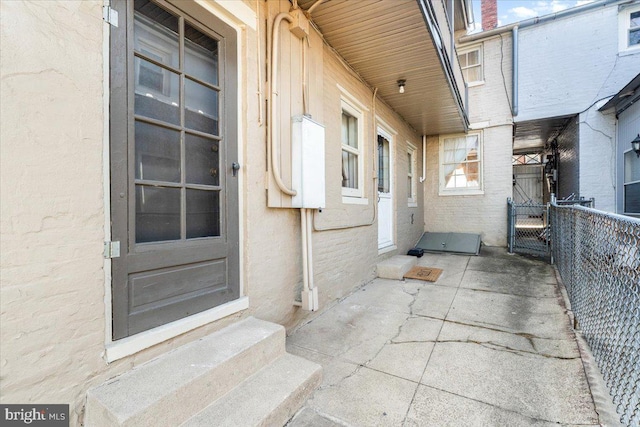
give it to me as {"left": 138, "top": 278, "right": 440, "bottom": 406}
{"left": 507, "top": 198, "right": 549, "bottom": 258}
{"left": 550, "top": 203, "right": 640, "bottom": 427}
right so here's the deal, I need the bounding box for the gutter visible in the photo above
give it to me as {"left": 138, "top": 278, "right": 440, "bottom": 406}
{"left": 458, "top": 0, "right": 630, "bottom": 43}
{"left": 416, "top": 0, "right": 470, "bottom": 131}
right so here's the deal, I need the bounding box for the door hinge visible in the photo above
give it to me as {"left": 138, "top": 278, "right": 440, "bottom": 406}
{"left": 103, "top": 6, "right": 119, "bottom": 27}
{"left": 104, "top": 241, "right": 121, "bottom": 259}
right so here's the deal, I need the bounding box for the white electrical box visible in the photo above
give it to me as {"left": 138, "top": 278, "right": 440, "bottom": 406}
{"left": 291, "top": 116, "right": 325, "bottom": 209}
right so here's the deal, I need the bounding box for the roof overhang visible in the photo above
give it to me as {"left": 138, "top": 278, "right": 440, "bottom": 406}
{"left": 599, "top": 72, "right": 640, "bottom": 115}
{"left": 298, "top": 0, "right": 469, "bottom": 135}
{"left": 513, "top": 115, "right": 575, "bottom": 154}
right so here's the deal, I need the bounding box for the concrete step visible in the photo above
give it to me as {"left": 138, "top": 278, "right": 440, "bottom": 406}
{"left": 181, "top": 353, "right": 322, "bottom": 427}
{"left": 85, "top": 317, "right": 286, "bottom": 427}
{"left": 377, "top": 255, "right": 417, "bottom": 280}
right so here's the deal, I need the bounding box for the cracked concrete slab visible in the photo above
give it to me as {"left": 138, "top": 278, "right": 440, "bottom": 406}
{"left": 405, "top": 385, "right": 559, "bottom": 427}
{"left": 460, "top": 269, "right": 558, "bottom": 297}
{"left": 437, "top": 319, "right": 580, "bottom": 359}
{"left": 393, "top": 316, "right": 443, "bottom": 343}
{"left": 411, "top": 284, "right": 458, "bottom": 319}
{"left": 339, "top": 279, "right": 415, "bottom": 315}
{"left": 447, "top": 288, "right": 573, "bottom": 339}
{"left": 421, "top": 341, "right": 597, "bottom": 424}
{"left": 367, "top": 341, "right": 434, "bottom": 383}
{"left": 305, "top": 367, "right": 417, "bottom": 426}
{"left": 287, "top": 248, "right": 602, "bottom": 427}
{"left": 286, "top": 299, "right": 409, "bottom": 365}
{"left": 286, "top": 408, "right": 344, "bottom": 427}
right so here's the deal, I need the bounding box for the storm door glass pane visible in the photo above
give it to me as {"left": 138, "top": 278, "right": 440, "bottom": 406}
{"left": 185, "top": 78, "right": 219, "bottom": 135}
{"left": 133, "top": 0, "right": 180, "bottom": 68}
{"left": 134, "top": 57, "right": 180, "bottom": 125}
{"left": 186, "top": 189, "right": 221, "bottom": 238}
{"left": 378, "top": 136, "right": 390, "bottom": 193}
{"left": 136, "top": 185, "right": 181, "bottom": 243}
{"left": 186, "top": 133, "right": 219, "bottom": 186}
{"left": 135, "top": 121, "right": 181, "bottom": 182}
{"left": 185, "top": 23, "right": 219, "bottom": 86}
{"left": 134, "top": 0, "right": 179, "bottom": 69}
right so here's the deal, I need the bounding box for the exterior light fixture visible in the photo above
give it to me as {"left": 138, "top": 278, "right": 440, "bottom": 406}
{"left": 397, "top": 79, "right": 406, "bottom": 94}
{"left": 632, "top": 134, "right": 640, "bottom": 158}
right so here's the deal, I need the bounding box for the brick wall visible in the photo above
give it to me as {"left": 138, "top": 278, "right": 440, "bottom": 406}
{"left": 425, "top": 35, "right": 513, "bottom": 247}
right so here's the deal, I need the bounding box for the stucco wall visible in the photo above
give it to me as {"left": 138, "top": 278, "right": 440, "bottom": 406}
{"left": 517, "top": 5, "right": 640, "bottom": 122}
{"left": 0, "top": 0, "right": 425, "bottom": 422}
{"left": 424, "top": 35, "right": 513, "bottom": 247}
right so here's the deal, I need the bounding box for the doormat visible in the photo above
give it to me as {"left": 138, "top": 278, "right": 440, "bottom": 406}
{"left": 404, "top": 266, "right": 443, "bottom": 282}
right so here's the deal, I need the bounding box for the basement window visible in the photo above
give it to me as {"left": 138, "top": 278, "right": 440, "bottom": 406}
{"left": 457, "top": 46, "right": 483, "bottom": 86}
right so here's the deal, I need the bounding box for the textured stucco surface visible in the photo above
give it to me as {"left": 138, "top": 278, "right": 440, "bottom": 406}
{"left": 0, "top": 0, "right": 427, "bottom": 423}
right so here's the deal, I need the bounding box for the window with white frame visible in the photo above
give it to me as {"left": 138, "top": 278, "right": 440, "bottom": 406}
{"left": 619, "top": 4, "right": 640, "bottom": 53}
{"left": 407, "top": 144, "right": 417, "bottom": 206}
{"left": 458, "top": 46, "right": 483, "bottom": 85}
{"left": 624, "top": 150, "right": 640, "bottom": 215}
{"left": 439, "top": 132, "right": 483, "bottom": 195}
{"left": 341, "top": 98, "right": 364, "bottom": 198}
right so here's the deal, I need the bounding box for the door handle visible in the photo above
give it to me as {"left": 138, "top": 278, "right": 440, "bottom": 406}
{"left": 232, "top": 162, "right": 240, "bottom": 177}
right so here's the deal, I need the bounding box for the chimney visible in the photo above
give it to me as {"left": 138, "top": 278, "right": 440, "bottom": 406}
{"left": 481, "top": 0, "right": 498, "bottom": 31}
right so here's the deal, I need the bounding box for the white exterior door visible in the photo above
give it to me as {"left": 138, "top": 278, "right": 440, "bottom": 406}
{"left": 377, "top": 132, "right": 394, "bottom": 249}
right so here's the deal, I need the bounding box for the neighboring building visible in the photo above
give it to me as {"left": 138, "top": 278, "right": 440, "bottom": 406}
{"left": 457, "top": 0, "right": 640, "bottom": 215}
{"left": 0, "top": 0, "right": 474, "bottom": 424}
{"left": 600, "top": 73, "right": 640, "bottom": 217}
{"left": 515, "top": 0, "right": 640, "bottom": 212}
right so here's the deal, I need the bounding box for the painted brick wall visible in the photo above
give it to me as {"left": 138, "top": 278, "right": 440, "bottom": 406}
{"left": 578, "top": 108, "right": 617, "bottom": 212}
{"left": 517, "top": 6, "right": 640, "bottom": 123}
{"left": 424, "top": 35, "right": 513, "bottom": 247}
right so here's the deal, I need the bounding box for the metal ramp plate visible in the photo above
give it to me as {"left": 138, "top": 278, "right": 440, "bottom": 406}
{"left": 415, "top": 232, "right": 481, "bottom": 255}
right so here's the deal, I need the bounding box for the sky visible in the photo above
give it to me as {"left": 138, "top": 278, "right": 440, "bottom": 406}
{"left": 470, "top": 0, "right": 595, "bottom": 31}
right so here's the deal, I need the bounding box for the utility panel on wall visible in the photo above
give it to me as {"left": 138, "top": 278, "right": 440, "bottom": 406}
{"left": 291, "top": 116, "right": 326, "bottom": 209}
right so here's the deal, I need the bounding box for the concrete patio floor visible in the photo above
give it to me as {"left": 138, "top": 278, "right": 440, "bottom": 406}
{"left": 286, "top": 247, "right": 604, "bottom": 427}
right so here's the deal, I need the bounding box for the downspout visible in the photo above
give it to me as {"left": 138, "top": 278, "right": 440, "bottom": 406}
{"left": 512, "top": 26, "right": 519, "bottom": 117}
{"left": 419, "top": 135, "right": 426, "bottom": 183}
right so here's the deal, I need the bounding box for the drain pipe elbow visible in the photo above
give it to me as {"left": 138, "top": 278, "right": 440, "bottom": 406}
{"left": 512, "top": 25, "right": 519, "bottom": 117}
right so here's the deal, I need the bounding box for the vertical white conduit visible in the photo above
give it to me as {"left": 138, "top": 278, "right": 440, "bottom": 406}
{"left": 420, "top": 135, "right": 426, "bottom": 182}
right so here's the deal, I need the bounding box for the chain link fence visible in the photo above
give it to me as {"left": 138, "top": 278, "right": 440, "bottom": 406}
{"left": 507, "top": 199, "right": 549, "bottom": 257}
{"left": 550, "top": 203, "right": 640, "bottom": 427}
